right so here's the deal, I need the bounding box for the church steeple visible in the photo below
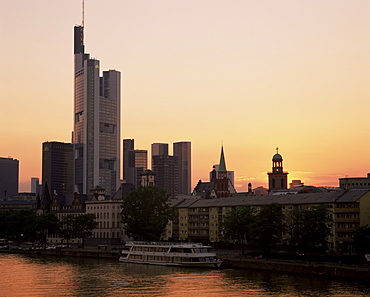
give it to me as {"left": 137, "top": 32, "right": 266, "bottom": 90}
{"left": 268, "top": 148, "right": 288, "bottom": 191}
{"left": 216, "top": 146, "right": 229, "bottom": 197}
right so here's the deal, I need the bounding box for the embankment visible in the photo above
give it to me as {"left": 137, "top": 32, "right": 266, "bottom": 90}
{"left": 221, "top": 256, "right": 370, "bottom": 280}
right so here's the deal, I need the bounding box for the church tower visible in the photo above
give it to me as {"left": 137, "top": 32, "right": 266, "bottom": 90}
{"left": 268, "top": 148, "right": 288, "bottom": 191}
{"left": 216, "top": 146, "right": 230, "bottom": 198}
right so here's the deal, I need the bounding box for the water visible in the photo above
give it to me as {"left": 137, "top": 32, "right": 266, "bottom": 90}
{"left": 0, "top": 253, "right": 369, "bottom": 296}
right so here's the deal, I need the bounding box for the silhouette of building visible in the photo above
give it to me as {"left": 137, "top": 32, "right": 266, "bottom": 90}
{"left": 151, "top": 143, "right": 168, "bottom": 158}
{"left": 73, "top": 25, "right": 120, "bottom": 196}
{"left": 152, "top": 154, "right": 178, "bottom": 197}
{"left": 42, "top": 142, "right": 74, "bottom": 196}
{"left": 192, "top": 146, "right": 236, "bottom": 199}
{"left": 123, "top": 139, "right": 148, "bottom": 187}
{"left": 0, "top": 157, "right": 19, "bottom": 200}
{"left": 339, "top": 173, "right": 370, "bottom": 190}
{"left": 173, "top": 141, "right": 191, "bottom": 195}
{"left": 267, "top": 148, "right": 288, "bottom": 191}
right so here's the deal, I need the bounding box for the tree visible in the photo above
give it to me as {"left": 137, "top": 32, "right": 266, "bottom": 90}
{"left": 72, "top": 214, "right": 97, "bottom": 248}
{"left": 58, "top": 215, "right": 75, "bottom": 247}
{"left": 353, "top": 225, "right": 370, "bottom": 255}
{"left": 34, "top": 213, "right": 60, "bottom": 245}
{"left": 222, "top": 206, "right": 256, "bottom": 255}
{"left": 286, "top": 205, "right": 332, "bottom": 254}
{"left": 254, "top": 203, "right": 285, "bottom": 256}
{"left": 121, "top": 185, "right": 174, "bottom": 241}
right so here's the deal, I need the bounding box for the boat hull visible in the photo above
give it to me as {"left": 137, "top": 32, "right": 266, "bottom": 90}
{"left": 118, "top": 257, "right": 222, "bottom": 268}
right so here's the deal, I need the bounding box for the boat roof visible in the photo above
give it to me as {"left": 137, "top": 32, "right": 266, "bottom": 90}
{"left": 126, "top": 241, "right": 210, "bottom": 248}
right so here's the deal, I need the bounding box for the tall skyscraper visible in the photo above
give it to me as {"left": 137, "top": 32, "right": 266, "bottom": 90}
{"left": 42, "top": 142, "right": 74, "bottom": 196}
{"left": 152, "top": 155, "right": 178, "bottom": 197}
{"left": 128, "top": 150, "right": 148, "bottom": 187}
{"left": 151, "top": 143, "right": 169, "bottom": 159}
{"left": 73, "top": 25, "right": 121, "bottom": 196}
{"left": 0, "top": 157, "right": 19, "bottom": 200}
{"left": 123, "top": 139, "right": 135, "bottom": 182}
{"left": 173, "top": 141, "right": 191, "bottom": 195}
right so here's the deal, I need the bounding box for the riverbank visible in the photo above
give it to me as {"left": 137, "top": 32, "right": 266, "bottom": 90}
{"left": 220, "top": 253, "right": 370, "bottom": 280}
{"left": 1, "top": 248, "right": 369, "bottom": 280}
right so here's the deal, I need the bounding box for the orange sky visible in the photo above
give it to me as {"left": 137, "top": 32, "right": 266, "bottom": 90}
{"left": 1, "top": 0, "right": 369, "bottom": 192}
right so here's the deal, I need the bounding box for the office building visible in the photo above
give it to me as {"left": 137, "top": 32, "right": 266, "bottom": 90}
{"left": 151, "top": 143, "right": 169, "bottom": 158}
{"left": 42, "top": 142, "right": 74, "bottom": 196}
{"left": 73, "top": 25, "right": 121, "bottom": 196}
{"left": 128, "top": 150, "right": 148, "bottom": 187}
{"left": 123, "top": 139, "right": 134, "bottom": 182}
{"left": 31, "top": 177, "right": 41, "bottom": 195}
{"left": 152, "top": 155, "right": 178, "bottom": 197}
{"left": 173, "top": 141, "right": 191, "bottom": 195}
{"left": 0, "top": 157, "right": 19, "bottom": 200}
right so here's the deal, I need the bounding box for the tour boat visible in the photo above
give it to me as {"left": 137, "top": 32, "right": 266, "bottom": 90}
{"left": 119, "top": 241, "right": 222, "bottom": 268}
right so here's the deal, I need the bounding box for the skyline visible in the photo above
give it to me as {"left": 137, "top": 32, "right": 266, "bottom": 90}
{"left": 1, "top": 0, "right": 369, "bottom": 193}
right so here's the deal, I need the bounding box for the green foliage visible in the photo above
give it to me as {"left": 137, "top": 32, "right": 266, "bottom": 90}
{"left": 222, "top": 206, "right": 256, "bottom": 254}
{"left": 286, "top": 204, "right": 332, "bottom": 253}
{"left": 353, "top": 225, "right": 370, "bottom": 254}
{"left": 71, "top": 214, "right": 97, "bottom": 248}
{"left": 254, "top": 203, "right": 285, "bottom": 255}
{"left": 121, "top": 186, "right": 174, "bottom": 241}
{"left": 0, "top": 210, "right": 59, "bottom": 243}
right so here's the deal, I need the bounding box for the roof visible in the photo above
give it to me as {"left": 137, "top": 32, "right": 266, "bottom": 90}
{"left": 175, "top": 189, "right": 370, "bottom": 208}
{"left": 218, "top": 146, "right": 227, "bottom": 172}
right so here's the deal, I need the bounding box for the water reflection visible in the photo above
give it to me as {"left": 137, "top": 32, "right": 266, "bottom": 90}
{"left": 0, "top": 253, "right": 369, "bottom": 296}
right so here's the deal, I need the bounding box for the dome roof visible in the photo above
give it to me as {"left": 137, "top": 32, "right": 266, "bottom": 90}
{"left": 272, "top": 153, "right": 283, "bottom": 162}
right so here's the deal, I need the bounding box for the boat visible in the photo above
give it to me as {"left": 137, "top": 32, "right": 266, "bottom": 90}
{"left": 119, "top": 241, "right": 222, "bottom": 268}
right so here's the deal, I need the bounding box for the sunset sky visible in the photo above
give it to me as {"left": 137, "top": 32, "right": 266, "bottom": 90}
{"left": 1, "top": 0, "right": 369, "bottom": 192}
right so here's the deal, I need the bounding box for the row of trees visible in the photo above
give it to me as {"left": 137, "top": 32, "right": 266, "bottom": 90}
{"left": 222, "top": 203, "right": 333, "bottom": 255}
{"left": 222, "top": 203, "right": 370, "bottom": 256}
{"left": 0, "top": 210, "right": 96, "bottom": 248}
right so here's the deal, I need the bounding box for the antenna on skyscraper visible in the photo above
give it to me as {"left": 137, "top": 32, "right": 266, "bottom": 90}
{"left": 81, "top": 0, "right": 85, "bottom": 45}
{"left": 82, "top": 0, "right": 85, "bottom": 27}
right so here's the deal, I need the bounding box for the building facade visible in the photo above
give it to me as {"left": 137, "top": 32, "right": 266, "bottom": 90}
{"left": 73, "top": 25, "right": 121, "bottom": 196}
{"left": 173, "top": 141, "right": 191, "bottom": 195}
{"left": 0, "top": 157, "right": 19, "bottom": 200}
{"left": 339, "top": 174, "right": 370, "bottom": 190}
{"left": 152, "top": 155, "right": 178, "bottom": 197}
{"left": 42, "top": 142, "right": 74, "bottom": 196}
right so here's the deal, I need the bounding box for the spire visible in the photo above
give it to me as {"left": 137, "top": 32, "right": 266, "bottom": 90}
{"left": 218, "top": 146, "right": 227, "bottom": 172}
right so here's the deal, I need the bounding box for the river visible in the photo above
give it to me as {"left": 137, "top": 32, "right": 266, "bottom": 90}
{"left": 0, "top": 253, "right": 369, "bottom": 296}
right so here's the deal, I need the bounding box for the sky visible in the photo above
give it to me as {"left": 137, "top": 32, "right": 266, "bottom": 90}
{"left": 1, "top": 0, "right": 369, "bottom": 193}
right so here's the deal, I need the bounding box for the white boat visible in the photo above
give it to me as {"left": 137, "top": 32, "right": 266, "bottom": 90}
{"left": 119, "top": 241, "right": 222, "bottom": 268}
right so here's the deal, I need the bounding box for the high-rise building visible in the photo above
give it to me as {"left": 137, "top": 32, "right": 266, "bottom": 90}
{"left": 128, "top": 150, "right": 148, "bottom": 187}
{"left": 42, "top": 142, "right": 74, "bottom": 196}
{"left": 152, "top": 155, "right": 178, "bottom": 197}
{"left": 73, "top": 25, "right": 121, "bottom": 196}
{"left": 151, "top": 143, "right": 168, "bottom": 159}
{"left": 173, "top": 141, "right": 191, "bottom": 195}
{"left": 31, "top": 177, "right": 41, "bottom": 195}
{"left": 123, "top": 139, "right": 134, "bottom": 182}
{"left": 0, "top": 157, "right": 19, "bottom": 200}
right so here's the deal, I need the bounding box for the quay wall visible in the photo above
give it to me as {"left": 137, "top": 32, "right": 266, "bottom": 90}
{"left": 221, "top": 257, "right": 370, "bottom": 280}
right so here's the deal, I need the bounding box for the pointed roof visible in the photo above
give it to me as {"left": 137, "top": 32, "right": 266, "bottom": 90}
{"left": 218, "top": 146, "right": 227, "bottom": 172}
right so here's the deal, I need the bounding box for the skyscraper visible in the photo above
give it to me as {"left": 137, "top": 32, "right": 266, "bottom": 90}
{"left": 152, "top": 154, "right": 178, "bottom": 197}
{"left": 42, "top": 142, "right": 74, "bottom": 196}
{"left": 73, "top": 25, "right": 121, "bottom": 196}
{"left": 123, "top": 139, "right": 135, "bottom": 182}
{"left": 173, "top": 141, "right": 191, "bottom": 195}
{"left": 0, "top": 157, "right": 19, "bottom": 200}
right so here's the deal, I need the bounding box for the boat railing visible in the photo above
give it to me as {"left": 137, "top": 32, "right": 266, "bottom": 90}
{"left": 128, "top": 241, "right": 207, "bottom": 248}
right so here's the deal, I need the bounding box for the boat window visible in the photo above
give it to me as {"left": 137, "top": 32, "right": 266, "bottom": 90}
{"left": 193, "top": 248, "right": 200, "bottom": 253}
